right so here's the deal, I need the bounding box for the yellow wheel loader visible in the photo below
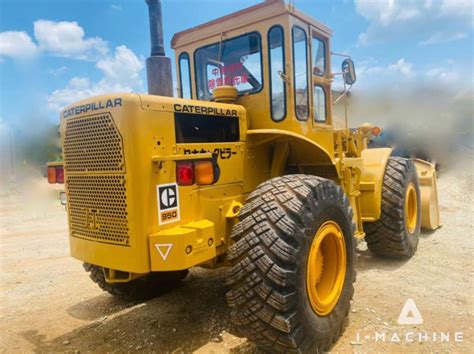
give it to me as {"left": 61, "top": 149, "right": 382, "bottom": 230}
{"left": 47, "top": 0, "right": 441, "bottom": 351}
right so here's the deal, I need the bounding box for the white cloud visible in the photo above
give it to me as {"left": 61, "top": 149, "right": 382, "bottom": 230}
{"left": 47, "top": 77, "right": 93, "bottom": 111}
{"left": 111, "top": 4, "right": 123, "bottom": 11}
{"left": 96, "top": 46, "right": 143, "bottom": 86}
{"left": 389, "top": 58, "right": 414, "bottom": 77}
{"left": 356, "top": 0, "right": 423, "bottom": 27}
{"left": 355, "top": 0, "right": 473, "bottom": 46}
{"left": 0, "top": 31, "right": 38, "bottom": 59}
{"left": 0, "top": 20, "right": 110, "bottom": 61}
{"left": 420, "top": 32, "right": 468, "bottom": 46}
{"left": 48, "top": 65, "right": 68, "bottom": 77}
{"left": 359, "top": 58, "right": 415, "bottom": 77}
{"left": 440, "top": 0, "right": 473, "bottom": 17}
{"left": 47, "top": 45, "right": 144, "bottom": 111}
{"left": 34, "top": 20, "right": 108, "bottom": 60}
{"left": 355, "top": 0, "right": 427, "bottom": 27}
{"left": 355, "top": 56, "right": 468, "bottom": 90}
{"left": 354, "top": 57, "right": 417, "bottom": 90}
{"left": 425, "top": 67, "right": 460, "bottom": 84}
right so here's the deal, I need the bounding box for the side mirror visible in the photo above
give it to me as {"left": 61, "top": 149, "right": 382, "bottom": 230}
{"left": 342, "top": 59, "right": 356, "bottom": 85}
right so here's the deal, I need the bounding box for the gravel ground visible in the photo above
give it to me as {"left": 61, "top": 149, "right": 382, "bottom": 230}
{"left": 0, "top": 165, "right": 472, "bottom": 353}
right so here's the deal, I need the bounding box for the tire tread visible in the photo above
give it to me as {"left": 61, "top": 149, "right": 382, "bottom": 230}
{"left": 226, "top": 175, "right": 355, "bottom": 352}
{"left": 365, "top": 157, "right": 420, "bottom": 258}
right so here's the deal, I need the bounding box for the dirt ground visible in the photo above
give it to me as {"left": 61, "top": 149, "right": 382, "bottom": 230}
{"left": 1, "top": 165, "right": 472, "bottom": 353}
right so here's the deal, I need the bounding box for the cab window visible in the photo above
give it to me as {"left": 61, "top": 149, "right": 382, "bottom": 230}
{"left": 292, "top": 26, "right": 309, "bottom": 120}
{"left": 312, "top": 36, "right": 325, "bottom": 76}
{"left": 268, "top": 26, "right": 286, "bottom": 121}
{"left": 179, "top": 52, "right": 192, "bottom": 99}
{"left": 194, "top": 32, "right": 263, "bottom": 101}
{"left": 313, "top": 86, "right": 326, "bottom": 122}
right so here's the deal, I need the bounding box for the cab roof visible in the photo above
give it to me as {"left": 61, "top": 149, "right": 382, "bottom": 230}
{"left": 171, "top": 0, "right": 332, "bottom": 49}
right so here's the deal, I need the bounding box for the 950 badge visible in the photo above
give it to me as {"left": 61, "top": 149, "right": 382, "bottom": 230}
{"left": 157, "top": 183, "right": 180, "bottom": 225}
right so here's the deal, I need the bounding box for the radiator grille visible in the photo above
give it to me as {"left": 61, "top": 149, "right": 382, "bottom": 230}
{"left": 64, "top": 113, "right": 124, "bottom": 173}
{"left": 67, "top": 175, "right": 129, "bottom": 245}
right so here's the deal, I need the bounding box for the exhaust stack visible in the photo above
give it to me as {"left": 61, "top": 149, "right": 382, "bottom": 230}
{"left": 145, "top": 0, "right": 173, "bottom": 96}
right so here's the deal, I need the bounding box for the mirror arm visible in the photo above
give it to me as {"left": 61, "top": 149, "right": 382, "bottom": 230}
{"left": 330, "top": 51, "right": 352, "bottom": 59}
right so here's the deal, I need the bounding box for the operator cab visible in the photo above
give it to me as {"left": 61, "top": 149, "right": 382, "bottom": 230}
{"left": 171, "top": 0, "right": 335, "bottom": 133}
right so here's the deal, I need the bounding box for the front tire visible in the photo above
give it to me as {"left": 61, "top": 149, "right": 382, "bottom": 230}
{"left": 83, "top": 263, "right": 188, "bottom": 301}
{"left": 226, "top": 175, "right": 356, "bottom": 352}
{"left": 364, "top": 157, "right": 421, "bottom": 258}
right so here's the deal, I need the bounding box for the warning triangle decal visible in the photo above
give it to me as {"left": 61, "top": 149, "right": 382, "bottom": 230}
{"left": 154, "top": 243, "right": 173, "bottom": 261}
{"left": 397, "top": 298, "right": 423, "bottom": 325}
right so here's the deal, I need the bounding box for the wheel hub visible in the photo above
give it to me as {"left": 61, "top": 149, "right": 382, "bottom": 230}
{"left": 306, "top": 221, "right": 346, "bottom": 316}
{"left": 314, "top": 248, "right": 324, "bottom": 284}
{"left": 405, "top": 183, "right": 418, "bottom": 234}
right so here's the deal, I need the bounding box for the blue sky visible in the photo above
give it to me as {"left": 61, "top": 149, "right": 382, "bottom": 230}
{"left": 0, "top": 0, "right": 472, "bottom": 127}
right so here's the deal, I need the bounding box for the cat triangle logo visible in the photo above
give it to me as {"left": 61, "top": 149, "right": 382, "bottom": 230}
{"left": 154, "top": 243, "right": 173, "bottom": 261}
{"left": 398, "top": 298, "right": 423, "bottom": 325}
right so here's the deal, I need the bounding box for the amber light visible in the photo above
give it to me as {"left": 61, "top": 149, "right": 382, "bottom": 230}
{"left": 372, "top": 126, "right": 382, "bottom": 136}
{"left": 194, "top": 161, "right": 214, "bottom": 185}
{"left": 47, "top": 167, "right": 57, "bottom": 184}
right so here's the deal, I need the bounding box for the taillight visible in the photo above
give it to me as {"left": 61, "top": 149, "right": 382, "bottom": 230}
{"left": 176, "top": 162, "right": 194, "bottom": 186}
{"left": 56, "top": 166, "right": 64, "bottom": 184}
{"left": 47, "top": 165, "right": 64, "bottom": 184}
{"left": 176, "top": 159, "right": 219, "bottom": 186}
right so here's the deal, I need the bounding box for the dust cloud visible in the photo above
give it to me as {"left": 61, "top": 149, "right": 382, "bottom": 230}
{"left": 0, "top": 113, "right": 61, "bottom": 199}
{"left": 334, "top": 84, "right": 473, "bottom": 170}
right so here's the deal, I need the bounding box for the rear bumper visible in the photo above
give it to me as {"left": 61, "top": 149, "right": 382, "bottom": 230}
{"left": 70, "top": 218, "right": 217, "bottom": 274}
{"left": 70, "top": 235, "right": 150, "bottom": 274}
{"left": 149, "top": 219, "right": 216, "bottom": 271}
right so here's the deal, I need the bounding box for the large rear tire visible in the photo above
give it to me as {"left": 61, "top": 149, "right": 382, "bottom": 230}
{"left": 226, "top": 175, "right": 356, "bottom": 352}
{"left": 364, "top": 157, "right": 421, "bottom": 258}
{"left": 83, "top": 263, "right": 188, "bottom": 301}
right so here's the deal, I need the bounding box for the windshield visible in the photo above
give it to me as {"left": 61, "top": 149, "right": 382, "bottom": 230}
{"left": 194, "top": 32, "right": 262, "bottom": 100}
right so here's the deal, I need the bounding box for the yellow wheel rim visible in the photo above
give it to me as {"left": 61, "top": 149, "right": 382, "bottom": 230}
{"left": 405, "top": 183, "right": 418, "bottom": 234}
{"left": 306, "top": 221, "right": 346, "bottom": 316}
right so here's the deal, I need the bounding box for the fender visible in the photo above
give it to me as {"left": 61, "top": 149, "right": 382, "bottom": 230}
{"left": 246, "top": 129, "right": 338, "bottom": 179}
{"left": 359, "top": 147, "right": 392, "bottom": 221}
{"left": 413, "top": 159, "right": 441, "bottom": 230}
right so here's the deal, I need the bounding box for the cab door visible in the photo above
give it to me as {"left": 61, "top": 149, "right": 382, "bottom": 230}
{"left": 310, "top": 27, "right": 332, "bottom": 127}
